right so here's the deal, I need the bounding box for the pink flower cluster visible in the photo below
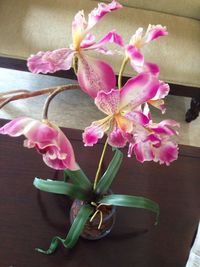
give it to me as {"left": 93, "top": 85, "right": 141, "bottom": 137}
{"left": 0, "top": 1, "right": 179, "bottom": 169}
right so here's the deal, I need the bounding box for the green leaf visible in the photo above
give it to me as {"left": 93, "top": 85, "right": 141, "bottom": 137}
{"left": 99, "top": 194, "right": 159, "bottom": 225}
{"left": 64, "top": 169, "right": 91, "bottom": 190}
{"left": 33, "top": 178, "right": 89, "bottom": 201}
{"left": 96, "top": 148, "right": 123, "bottom": 194}
{"left": 36, "top": 204, "right": 94, "bottom": 254}
{"left": 63, "top": 171, "right": 70, "bottom": 182}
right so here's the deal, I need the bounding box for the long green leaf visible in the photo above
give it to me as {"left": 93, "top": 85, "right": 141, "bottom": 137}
{"left": 96, "top": 148, "right": 123, "bottom": 194}
{"left": 64, "top": 169, "right": 91, "bottom": 190}
{"left": 36, "top": 204, "right": 94, "bottom": 254}
{"left": 99, "top": 194, "right": 159, "bottom": 225}
{"left": 33, "top": 178, "right": 89, "bottom": 201}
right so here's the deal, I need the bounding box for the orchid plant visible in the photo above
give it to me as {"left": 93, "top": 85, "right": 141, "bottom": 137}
{"left": 0, "top": 1, "right": 179, "bottom": 255}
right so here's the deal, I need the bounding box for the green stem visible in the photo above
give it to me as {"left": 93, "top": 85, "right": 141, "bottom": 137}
{"left": 73, "top": 56, "right": 78, "bottom": 74}
{"left": 93, "top": 139, "right": 108, "bottom": 190}
{"left": 118, "top": 56, "right": 129, "bottom": 89}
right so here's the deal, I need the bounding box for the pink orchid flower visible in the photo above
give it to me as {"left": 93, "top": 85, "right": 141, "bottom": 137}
{"left": 128, "top": 105, "right": 179, "bottom": 165}
{"left": 83, "top": 72, "right": 160, "bottom": 147}
{"left": 0, "top": 117, "right": 79, "bottom": 170}
{"left": 123, "top": 25, "right": 169, "bottom": 113}
{"left": 27, "top": 1, "right": 123, "bottom": 98}
{"left": 125, "top": 24, "right": 168, "bottom": 75}
{"left": 148, "top": 80, "right": 170, "bottom": 113}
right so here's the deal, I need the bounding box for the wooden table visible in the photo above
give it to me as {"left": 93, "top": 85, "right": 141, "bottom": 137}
{"left": 0, "top": 119, "right": 200, "bottom": 267}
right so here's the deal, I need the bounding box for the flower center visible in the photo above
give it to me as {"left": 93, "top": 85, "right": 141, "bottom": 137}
{"left": 132, "top": 39, "right": 142, "bottom": 49}
{"left": 114, "top": 112, "right": 132, "bottom": 132}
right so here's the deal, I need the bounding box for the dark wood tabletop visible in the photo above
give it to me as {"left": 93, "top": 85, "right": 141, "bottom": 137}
{"left": 0, "top": 119, "right": 200, "bottom": 267}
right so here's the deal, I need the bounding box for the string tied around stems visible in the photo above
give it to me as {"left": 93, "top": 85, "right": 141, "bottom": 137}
{"left": 90, "top": 202, "right": 112, "bottom": 230}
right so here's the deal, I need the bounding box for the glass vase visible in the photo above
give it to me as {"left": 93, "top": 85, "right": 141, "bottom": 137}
{"left": 70, "top": 199, "right": 116, "bottom": 240}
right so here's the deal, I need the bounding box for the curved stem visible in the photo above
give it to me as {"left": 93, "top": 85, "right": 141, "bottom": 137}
{"left": 118, "top": 56, "right": 129, "bottom": 89}
{"left": 0, "top": 89, "right": 30, "bottom": 97}
{"left": 42, "top": 84, "right": 80, "bottom": 120}
{"left": 0, "top": 85, "right": 79, "bottom": 109}
{"left": 93, "top": 138, "right": 108, "bottom": 190}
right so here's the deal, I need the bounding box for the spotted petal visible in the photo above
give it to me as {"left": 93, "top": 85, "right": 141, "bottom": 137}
{"left": 77, "top": 55, "right": 116, "bottom": 98}
{"left": 27, "top": 48, "right": 74, "bottom": 74}
{"left": 95, "top": 89, "right": 120, "bottom": 115}
{"left": 125, "top": 110, "right": 150, "bottom": 126}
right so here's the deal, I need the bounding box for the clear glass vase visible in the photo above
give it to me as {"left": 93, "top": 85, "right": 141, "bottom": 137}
{"left": 70, "top": 199, "right": 116, "bottom": 240}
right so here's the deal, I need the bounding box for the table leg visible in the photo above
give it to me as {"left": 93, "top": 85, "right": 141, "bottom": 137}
{"left": 185, "top": 96, "right": 200, "bottom": 122}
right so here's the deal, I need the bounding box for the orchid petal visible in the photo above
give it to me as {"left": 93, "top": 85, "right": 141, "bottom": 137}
{"left": 114, "top": 113, "right": 133, "bottom": 132}
{"left": 27, "top": 48, "right": 74, "bottom": 74}
{"left": 130, "top": 27, "right": 144, "bottom": 48}
{"left": 77, "top": 55, "right": 116, "bottom": 98}
{"left": 130, "top": 25, "right": 168, "bottom": 48}
{"left": 128, "top": 143, "right": 134, "bottom": 157}
{"left": 131, "top": 61, "right": 160, "bottom": 76}
{"left": 152, "top": 81, "right": 170, "bottom": 100}
{"left": 126, "top": 44, "right": 144, "bottom": 67}
{"left": 87, "top": 1, "right": 122, "bottom": 31}
{"left": 148, "top": 99, "right": 166, "bottom": 113}
{"left": 82, "top": 116, "right": 112, "bottom": 146}
{"left": 143, "top": 103, "right": 151, "bottom": 121}
{"left": 144, "top": 62, "right": 160, "bottom": 76}
{"left": 0, "top": 117, "right": 35, "bottom": 137}
{"left": 108, "top": 127, "right": 127, "bottom": 147}
{"left": 95, "top": 89, "right": 120, "bottom": 115}
{"left": 120, "top": 73, "right": 159, "bottom": 109}
{"left": 42, "top": 129, "right": 79, "bottom": 170}
{"left": 72, "top": 10, "right": 87, "bottom": 48}
{"left": 151, "top": 120, "right": 180, "bottom": 136}
{"left": 125, "top": 111, "right": 150, "bottom": 126}
{"left": 144, "top": 133, "right": 161, "bottom": 144}
{"left": 79, "top": 33, "right": 96, "bottom": 49}
{"left": 0, "top": 117, "right": 78, "bottom": 170}
{"left": 153, "top": 140, "right": 178, "bottom": 166}
{"left": 144, "top": 24, "right": 168, "bottom": 44}
{"left": 134, "top": 142, "right": 154, "bottom": 163}
{"left": 148, "top": 81, "right": 170, "bottom": 113}
{"left": 83, "top": 30, "right": 124, "bottom": 50}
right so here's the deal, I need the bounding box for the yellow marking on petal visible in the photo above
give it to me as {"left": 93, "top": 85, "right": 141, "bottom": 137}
{"left": 114, "top": 113, "right": 132, "bottom": 132}
{"left": 148, "top": 99, "right": 163, "bottom": 106}
{"left": 72, "top": 32, "right": 83, "bottom": 51}
{"left": 93, "top": 115, "right": 114, "bottom": 132}
{"left": 148, "top": 99, "right": 165, "bottom": 112}
{"left": 132, "top": 39, "right": 142, "bottom": 49}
